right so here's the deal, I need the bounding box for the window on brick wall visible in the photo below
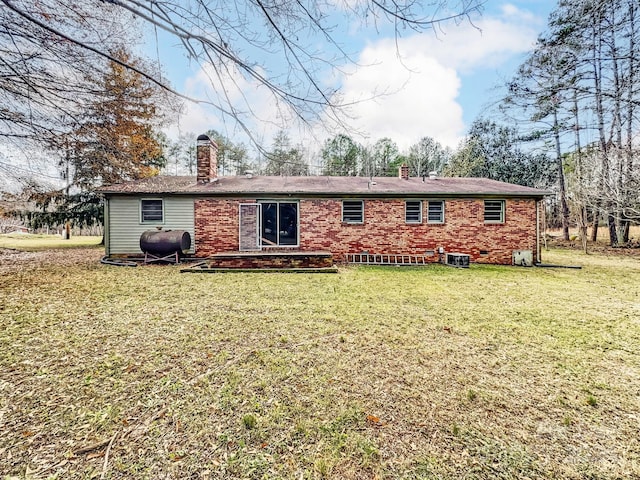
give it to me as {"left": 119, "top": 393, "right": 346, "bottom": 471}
{"left": 484, "top": 200, "right": 505, "bottom": 223}
{"left": 405, "top": 201, "right": 422, "bottom": 223}
{"left": 260, "top": 201, "right": 298, "bottom": 246}
{"left": 427, "top": 200, "right": 444, "bottom": 223}
{"left": 140, "top": 199, "right": 163, "bottom": 223}
{"left": 342, "top": 200, "right": 364, "bottom": 223}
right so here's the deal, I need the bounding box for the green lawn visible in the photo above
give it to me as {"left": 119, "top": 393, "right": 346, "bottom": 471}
{"left": 0, "top": 233, "right": 102, "bottom": 251}
{"left": 1, "top": 248, "right": 639, "bottom": 479}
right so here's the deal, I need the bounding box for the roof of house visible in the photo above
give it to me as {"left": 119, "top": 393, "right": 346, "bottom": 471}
{"left": 97, "top": 175, "right": 550, "bottom": 198}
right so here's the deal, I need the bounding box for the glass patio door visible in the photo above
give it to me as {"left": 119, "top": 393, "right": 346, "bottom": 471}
{"left": 260, "top": 201, "right": 298, "bottom": 247}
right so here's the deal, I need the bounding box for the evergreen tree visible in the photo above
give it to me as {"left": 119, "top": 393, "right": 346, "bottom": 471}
{"left": 26, "top": 48, "right": 168, "bottom": 231}
{"left": 501, "top": 0, "right": 640, "bottom": 245}
{"left": 445, "top": 119, "right": 555, "bottom": 188}
{"left": 63, "top": 48, "right": 167, "bottom": 189}
{"left": 372, "top": 138, "right": 400, "bottom": 177}
{"left": 263, "top": 131, "right": 308, "bottom": 176}
{"left": 321, "top": 134, "right": 360, "bottom": 176}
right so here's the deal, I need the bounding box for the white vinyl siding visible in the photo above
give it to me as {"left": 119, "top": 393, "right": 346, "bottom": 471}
{"left": 107, "top": 196, "right": 195, "bottom": 254}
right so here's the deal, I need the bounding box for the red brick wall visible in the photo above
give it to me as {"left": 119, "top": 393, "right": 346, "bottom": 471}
{"left": 195, "top": 198, "right": 243, "bottom": 256}
{"left": 194, "top": 197, "right": 539, "bottom": 265}
{"left": 207, "top": 252, "right": 333, "bottom": 269}
{"left": 196, "top": 139, "right": 218, "bottom": 183}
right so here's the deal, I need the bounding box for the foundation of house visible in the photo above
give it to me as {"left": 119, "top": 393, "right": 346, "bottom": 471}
{"left": 181, "top": 250, "right": 337, "bottom": 272}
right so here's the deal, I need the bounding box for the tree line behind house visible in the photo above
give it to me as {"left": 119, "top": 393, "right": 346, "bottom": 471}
{"left": 0, "top": 0, "right": 638, "bottom": 247}
{"left": 500, "top": 0, "right": 639, "bottom": 247}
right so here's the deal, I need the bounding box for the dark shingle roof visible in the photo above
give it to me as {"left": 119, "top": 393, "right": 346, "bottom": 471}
{"left": 97, "top": 175, "right": 550, "bottom": 198}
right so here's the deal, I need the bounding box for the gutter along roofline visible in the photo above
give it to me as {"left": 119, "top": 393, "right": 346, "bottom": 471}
{"left": 99, "top": 190, "right": 551, "bottom": 199}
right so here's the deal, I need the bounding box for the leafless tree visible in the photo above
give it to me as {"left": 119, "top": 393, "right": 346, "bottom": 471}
{"left": 501, "top": 0, "right": 640, "bottom": 246}
{"left": 1, "top": 0, "right": 483, "bottom": 151}
{"left": 568, "top": 144, "right": 640, "bottom": 247}
{"left": 1, "top": 1, "right": 136, "bottom": 140}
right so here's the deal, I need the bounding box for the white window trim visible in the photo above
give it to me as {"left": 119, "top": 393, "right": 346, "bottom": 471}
{"left": 140, "top": 198, "right": 164, "bottom": 224}
{"left": 342, "top": 200, "right": 364, "bottom": 224}
{"left": 484, "top": 200, "right": 505, "bottom": 224}
{"left": 405, "top": 200, "right": 422, "bottom": 224}
{"left": 427, "top": 200, "right": 445, "bottom": 224}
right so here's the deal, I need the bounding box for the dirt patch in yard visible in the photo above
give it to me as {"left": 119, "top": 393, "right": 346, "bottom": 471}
{"left": 0, "top": 247, "right": 103, "bottom": 274}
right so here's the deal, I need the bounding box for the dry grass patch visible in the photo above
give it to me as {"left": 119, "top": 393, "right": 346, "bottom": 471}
{"left": 0, "top": 234, "right": 102, "bottom": 251}
{"left": 1, "top": 248, "right": 639, "bottom": 479}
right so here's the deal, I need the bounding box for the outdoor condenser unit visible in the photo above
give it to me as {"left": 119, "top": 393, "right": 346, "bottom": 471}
{"left": 445, "top": 252, "right": 470, "bottom": 268}
{"left": 512, "top": 250, "right": 533, "bottom": 267}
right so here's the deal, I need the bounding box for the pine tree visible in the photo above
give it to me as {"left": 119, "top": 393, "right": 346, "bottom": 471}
{"left": 371, "top": 138, "right": 400, "bottom": 177}
{"left": 65, "top": 48, "right": 166, "bottom": 189}
{"left": 445, "top": 120, "right": 555, "bottom": 188}
{"left": 263, "top": 131, "right": 308, "bottom": 176}
{"left": 501, "top": 0, "right": 640, "bottom": 246}
{"left": 321, "top": 134, "right": 360, "bottom": 176}
{"left": 25, "top": 48, "right": 168, "bottom": 232}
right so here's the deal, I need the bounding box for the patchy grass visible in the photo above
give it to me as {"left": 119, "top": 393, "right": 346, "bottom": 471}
{"left": 547, "top": 225, "right": 640, "bottom": 252}
{"left": 1, "top": 248, "right": 639, "bottom": 479}
{"left": 0, "top": 234, "right": 102, "bottom": 251}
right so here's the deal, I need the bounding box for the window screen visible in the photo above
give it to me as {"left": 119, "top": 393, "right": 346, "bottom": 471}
{"left": 141, "top": 199, "right": 163, "bottom": 223}
{"left": 342, "top": 200, "right": 364, "bottom": 223}
{"left": 405, "top": 201, "right": 422, "bottom": 223}
{"left": 484, "top": 200, "right": 505, "bottom": 223}
{"left": 427, "top": 201, "right": 444, "bottom": 223}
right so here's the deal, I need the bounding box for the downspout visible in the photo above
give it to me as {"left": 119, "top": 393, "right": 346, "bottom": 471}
{"left": 536, "top": 199, "right": 541, "bottom": 264}
{"left": 104, "top": 196, "right": 110, "bottom": 257}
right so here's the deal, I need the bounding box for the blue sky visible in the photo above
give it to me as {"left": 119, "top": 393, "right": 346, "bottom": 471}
{"left": 147, "top": 1, "right": 556, "bottom": 153}
{"left": 0, "top": 1, "right": 555, "bottom": 190}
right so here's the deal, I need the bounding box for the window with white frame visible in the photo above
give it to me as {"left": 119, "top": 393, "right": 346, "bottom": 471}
{"left": 140, "top": 199, "right": 163, "bottom": 223}
{"left": 427, "top": 200, "right": 444, "bottom": 223}
{"left": 342, "top": 200, "right": 364, "bottom": 223}
{"left": 484, "top": 200, "right": 505, "bottom": 223}
{"left": 405, "top": 201, "right": 422, "bottom": 223}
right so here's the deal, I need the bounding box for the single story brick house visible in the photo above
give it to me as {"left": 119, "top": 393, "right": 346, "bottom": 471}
{"left": 98, "top": 135, "right": 550, "bottom": 266}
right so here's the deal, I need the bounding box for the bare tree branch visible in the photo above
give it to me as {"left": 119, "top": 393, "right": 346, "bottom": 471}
{"left": 1, "top": 0, "right": 483, "bottom": 148}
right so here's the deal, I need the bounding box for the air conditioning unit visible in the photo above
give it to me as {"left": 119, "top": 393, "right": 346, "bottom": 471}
{"left": 513, "top": 250, "right": 533, "bottom": 267}
{"left": 445, "top": 252, "right": 470, "bottom": 268}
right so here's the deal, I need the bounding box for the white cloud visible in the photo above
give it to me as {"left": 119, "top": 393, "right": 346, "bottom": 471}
{"left": 169, "top": 62, "right": 294, "bottom": 146}
{"left": 325, "top": 7, "right": 540, "bottom": 150}
{"left": 412, "top": 18, "right": 538, "bottom": 73}
{"left": 501, "top": 3, "right": 541, "bottom": 23}
{"left": 171, "top": 5, "right": 541, "bottom": 153}
{"left": 334, "top": 43, "right": 463, "bottom": 150}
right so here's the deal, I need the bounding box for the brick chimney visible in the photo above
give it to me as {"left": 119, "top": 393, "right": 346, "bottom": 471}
{"left": 196, "top": 134, "right": 218, "bottom": 183}
{"left": 398, "top": 163, "right": 409, "bottom": 180}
